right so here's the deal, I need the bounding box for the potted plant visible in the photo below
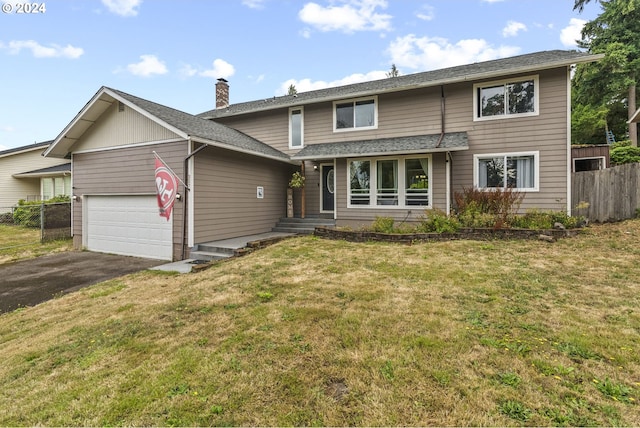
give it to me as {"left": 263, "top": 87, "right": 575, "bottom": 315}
{"left": 288, "top": 171, "right": 306, "bottom": 218}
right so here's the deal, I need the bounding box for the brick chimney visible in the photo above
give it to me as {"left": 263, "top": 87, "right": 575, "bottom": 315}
{"left": 216, "top": 78, "right": 229, "bottom": 109}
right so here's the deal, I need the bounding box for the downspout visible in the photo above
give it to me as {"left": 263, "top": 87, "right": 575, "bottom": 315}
{"left": 446, "top": 151, "right": 453, "bottom": 215}
{"left": 435, "top": 85, "right": 446, "bottom": 148}
{"left": 181, "top": 140, "right": 208, "bottom": 260}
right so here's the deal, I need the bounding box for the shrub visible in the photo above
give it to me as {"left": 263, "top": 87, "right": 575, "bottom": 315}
{"left": 417, "top": 209, "right": 460, "bottom": 233}
{"left": 454, "top": 187, "right": 524, "bottom": 228}
{"left": 13, "top": 196, "right": 71, "bottom": 228}
{"left": 610, "top": 143, "right": 640, "bottom": 165}
{"left": 370, "top": 216, "right": 396, "bottom": 233}
{"left": 511, "top": 209, "right": 585, "bottom": 230}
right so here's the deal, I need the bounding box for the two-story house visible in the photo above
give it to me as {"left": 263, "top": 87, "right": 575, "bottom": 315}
{"left": 44, "top": 50, "right": 601, "bottom": 261}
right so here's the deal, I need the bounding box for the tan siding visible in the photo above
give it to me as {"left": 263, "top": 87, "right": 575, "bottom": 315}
{"left": 73, "top": 102, "right": 180, "bottom": 152}
{"left": 72, "top": 141, "right": 187, "bottom": 260}
{"left": 193, "top": 147, "right": 294, "bottom": 242}
{"left": 215, "top": 67, "right": 571, "bottom": 215}
{"left": 451, "top": 69, "right": 570, "bottom": 211}
{"left": 0, "top": 148, "right": 69, "bottom": 210}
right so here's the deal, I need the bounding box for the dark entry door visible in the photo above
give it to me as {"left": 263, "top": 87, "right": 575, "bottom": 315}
{"left": 321, "top": 164, "right": 335, "bottom": 212}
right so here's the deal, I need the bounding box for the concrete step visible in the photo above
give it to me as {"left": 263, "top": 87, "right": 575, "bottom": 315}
{"left": 272, "top": 217, "right": 335, "bottom": 235}
{"left": 188, "top": 250, "right": 231, "bottom": 262}
{"left": 189, "top": 244, "right": 236, "bottom": 262}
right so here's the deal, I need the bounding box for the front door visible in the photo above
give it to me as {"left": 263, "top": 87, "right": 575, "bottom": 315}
{"left": 321, "top": 164, "right": 335, "bottom": 212}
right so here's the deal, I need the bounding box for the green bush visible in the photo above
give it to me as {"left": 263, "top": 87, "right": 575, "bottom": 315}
{"left": 511, "top": 209, "right": 585, "bottom": 230}
{"left": 370, "top": 216, "right": 396, "bottom": 233}
{"left": 13, "top": 196, "right": 71, "bottom": 228}
{"left": 417, "top": 209, "right": 460, "bottom": 233}
{"left": 610, "top": 143, "right": 640, "bottom": 165}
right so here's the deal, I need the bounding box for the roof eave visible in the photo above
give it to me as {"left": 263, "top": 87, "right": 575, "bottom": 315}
{"left": 203, "top": 53, "right": 604, "bottom": 120}
{"left": 291, "top": 145, "right": 469, "bottom": 161}
{"left": 190, "top": 136, "right": 296, "bottom": 164}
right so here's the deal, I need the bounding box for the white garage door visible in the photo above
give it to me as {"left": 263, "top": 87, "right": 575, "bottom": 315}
{"left": 85, "top": 195, "right": 173, "bottom": 260}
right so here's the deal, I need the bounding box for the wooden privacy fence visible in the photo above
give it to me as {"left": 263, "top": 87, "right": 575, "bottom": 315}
{"left": 572, "top": 163, "right": 640, "bottom": 222}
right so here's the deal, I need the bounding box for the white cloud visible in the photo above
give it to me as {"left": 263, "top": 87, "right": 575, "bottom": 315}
{"left": 242, "top": 0, "right": 266, "bottom": 9}
{"left": 277, "top": 70, "right": 387, "bottom": 95}
{"left": 126, "top": 54, "right": 168, "bottom": 77}
{"left": 0, "top": 125, "right": 15, "bottom": 133}
{"left": 416, "top": 5, "right": 435, "bottom": 21}
{"left": 560, "top": 18, "right": 586, "bottom": 48}
{"left": 502, "top": 20, "right": 527, "bottom": 37}
{"left": 102, "top": 0, "right": 142, "bottom": 16}
{"left": 299, "top": 0, "right": 392, "bottom": 34}
{"left": 482, "top": 0, "right": 505, "bottom": 3}
{"left": 199, "top": 59, "right": 235, "bottom": 79}
{"left": 0, "top": 40, "right": 83, "bottom": 59}
{"left": 386, "top": 34, "right": 520, "bottom": 71}
{"left": 178, "top": 64, "right": 198, "bottom": 78}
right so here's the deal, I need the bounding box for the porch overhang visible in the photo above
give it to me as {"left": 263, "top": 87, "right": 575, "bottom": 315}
{"left": 12, "top": 163, "right": 71, "bottom": 178}
{"left": 290, "top": 132, "right": 469, "bottom": 161}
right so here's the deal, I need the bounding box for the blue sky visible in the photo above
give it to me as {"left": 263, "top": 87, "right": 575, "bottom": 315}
{"left": 0, "top": 0, "right": 602, "bottom": 151}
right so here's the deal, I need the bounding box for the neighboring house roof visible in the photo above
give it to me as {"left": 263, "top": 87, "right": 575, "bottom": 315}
{"left": 292, "top": 132, "right": 469, "bottom": 160}
{"left": 13, "top": 163, "right": 71, "bottom": 178}
{"left": 199, "top": 50, "right": 603, "bottom": 119}
{"left": 0, "top": 141, "right": 52, "bottom": 159}
{"left": 629, "top": 107, "right": 640, "bottom": 123}
{"left": 44, "top": 87, "right": 292, "bottom": 163}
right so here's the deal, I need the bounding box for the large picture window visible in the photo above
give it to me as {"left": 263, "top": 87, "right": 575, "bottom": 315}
{"left": 348, "top": 156, "right": 431, "bottom": 207}
{"left": 334, "top": 97, "right": 377, "bottom": 131}
{"left": 474, "top": 152, "right": 538, "bottom": 191}
{"left": 474, "top": 76, "right": 538, "bottom": 120}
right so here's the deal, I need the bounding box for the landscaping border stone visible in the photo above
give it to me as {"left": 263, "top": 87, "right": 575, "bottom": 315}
{"left": 313, "top": 226, "right": 581, "bottom": 244}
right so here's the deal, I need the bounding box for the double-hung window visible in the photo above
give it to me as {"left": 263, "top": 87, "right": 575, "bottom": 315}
{"left": 289, "top": 107, "right": 304, "bottom": 148}
{"left": 334, "top": 97, "right": 377, "bottom": 131}
{"left": 474, "top": 152, "right": 538, "bottom": 191}
{"left": 474, "top": 76, "right": 538, "bottom": 120}
{"left": 348, "top": 156, "right": 431, "bottom": 207}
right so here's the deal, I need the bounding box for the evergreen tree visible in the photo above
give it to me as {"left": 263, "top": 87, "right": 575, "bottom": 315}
{"left": 572, "top": 0, "right": 640, "bottom": 146}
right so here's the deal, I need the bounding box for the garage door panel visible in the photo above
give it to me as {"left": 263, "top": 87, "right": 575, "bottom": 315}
{"left": 86, "top": 195, "right": 172, "bottom": 260}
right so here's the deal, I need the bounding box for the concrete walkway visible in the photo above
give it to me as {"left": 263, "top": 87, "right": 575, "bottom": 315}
{"left": 150, "top": 231, "right": 295, "bottom": 274}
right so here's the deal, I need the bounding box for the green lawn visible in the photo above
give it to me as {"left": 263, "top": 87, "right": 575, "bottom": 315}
{"left": 0, "top": 221, "right": 639, "bottom": 426}
{"left": 0, "top": 224, "right": 72, "bottom": 264}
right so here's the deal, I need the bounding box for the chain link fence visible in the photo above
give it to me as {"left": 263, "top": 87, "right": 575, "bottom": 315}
{"left": 0, "top": 202, "right": 71, "bottom": 243}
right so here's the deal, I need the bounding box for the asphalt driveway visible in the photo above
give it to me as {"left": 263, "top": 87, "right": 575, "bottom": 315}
{"left": 0, "top": 252, "right": 164, "bottom": 313}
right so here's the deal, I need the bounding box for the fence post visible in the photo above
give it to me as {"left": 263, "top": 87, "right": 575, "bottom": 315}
{"left": 40, "top": 202, "right": 45, "bottom": 243}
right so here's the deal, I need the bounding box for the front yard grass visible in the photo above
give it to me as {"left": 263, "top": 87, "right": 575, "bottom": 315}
{"left": 0, "top": 224, "right": 72, "bottom": 264}
{"left": 0, "top": 220, "right": 639, "bottom": 426}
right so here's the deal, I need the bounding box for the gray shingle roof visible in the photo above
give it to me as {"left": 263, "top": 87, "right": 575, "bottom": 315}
{"left": 291, "top": 132, "right": 468, "bottom": 160}
{"left": 107, "top": 88, "right": 291, "bottom": 163}
{"left": 0, "top": 140, "right": 52, "bottom": 158}
{"left": 199, "top": 50, "right": 600, "bottom": 120}
{"left": 14, "top": 162, "right": 71, "bottom": 177}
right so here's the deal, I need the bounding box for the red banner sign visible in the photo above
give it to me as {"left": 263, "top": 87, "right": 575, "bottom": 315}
{"left": 155, "top": 158, "right": 178, "bottom": 221}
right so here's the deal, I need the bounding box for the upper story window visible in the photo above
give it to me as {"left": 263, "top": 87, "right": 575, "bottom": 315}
{"left": 289, "top": 107, "right": 304, "bottom": 149}
{"left": 474, "top": 151, "right": 539, "bottom": 191}
{"left": 474, "top": 75, "right": 538, "bottom": 121}
{"left": 334, "top": 96, "right": 377, "bottom": 132}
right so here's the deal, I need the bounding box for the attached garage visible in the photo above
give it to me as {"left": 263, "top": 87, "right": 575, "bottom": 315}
{"left": 84, "top": 195, "right": 173, "bottom": 260}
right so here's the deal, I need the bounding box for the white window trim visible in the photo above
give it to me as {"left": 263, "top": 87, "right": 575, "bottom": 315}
{"left": 473, "top": 75, "right": 539, "bottom": 122}
{"left": 572, "top": 156, "right": 605, "bottom": 172}
{"left": 473, "top": 151, "right": 540, "bottom": 192}
{"left": 333, "top": 95, "right": 378, "bottom": 133}
{"left": 289, "top": 106, "right": 304, "bottom": 149}
{"left": 347, "top": 154, "right": 432, "bottom": 209}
